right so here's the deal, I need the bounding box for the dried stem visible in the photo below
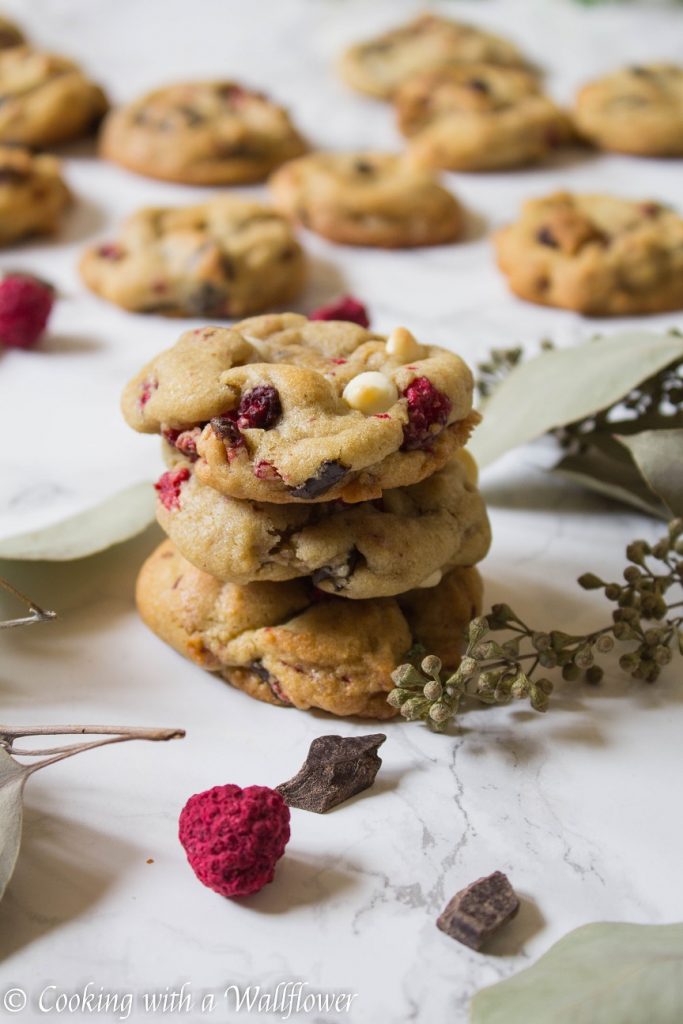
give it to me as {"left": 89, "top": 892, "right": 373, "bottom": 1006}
{"left": 0, "top": 577, "right": 57, "bottom": 629}
{"left": 0, "top": 725, "right": 185, "bottom": 770}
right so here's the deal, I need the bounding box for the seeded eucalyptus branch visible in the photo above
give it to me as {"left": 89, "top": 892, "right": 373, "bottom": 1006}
{"left": 389, "top": 519, "right": 683, "bottom": 730}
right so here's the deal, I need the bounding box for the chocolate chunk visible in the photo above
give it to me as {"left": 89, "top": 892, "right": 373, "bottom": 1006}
{"left": 536, "top": 227, "right": 559, "bottom": 248}
{"left": 467, "top": 78, "right": 490, "bottom": 94}
{"left": 249, "top": 660, "right": 291, "bottom": 706}
{"left": 210, "top": 414, "right": 243, "bottom": 450}
{"left": 187, "top": 282, "right": 229, "bottom": 317}
{"left": 0, "top": 166, "right": 29, "bottom": 185}
{"left": 276, "top": 733, "right": 386, "bottom": 813}
{"left": 288, "top": 460, "right": 349, "bottom": 500}
{"left": 311, "top": 547, "right": 362, "bottom": 590}
{"left": 354, "top": 159, "right": 376, "bottom": 175}
{"left": 436, "top": 871, "right": 520, "bottom": 950}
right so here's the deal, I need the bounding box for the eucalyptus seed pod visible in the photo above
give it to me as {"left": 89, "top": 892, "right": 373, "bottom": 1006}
{"left": 423, "top": 679, "right": 443, "bottom": 702}
{"left": 428, "top": 702, "right": 451, "bottom": 725}
{"left": 421, "top": 655, "right": 442, "bottom": 678}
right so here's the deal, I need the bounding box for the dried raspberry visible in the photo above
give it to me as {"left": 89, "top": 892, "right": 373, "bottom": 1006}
{"left": 162, "top": 426, "right": 201, "bottom": 461}
{"left": 310, "top": 295, "right": 370, "bottom": 328}
{"left": 140, "top": 378, "right": 157, "bottom": 408}
{"left": 0, "top": 274, "right": 54, "bottom": 350}
{"left": 154, "top": 467, "right": 190, "bottom": 510}
{"left": 237, "top": 386, "right": 282, "bottom": 430}
{"left": 401, "top": 377, "right": 452, "bottom": 451}
{"left": 254, "top": 460, "right": 282, "bottom": 481}
{"left": 97, "top": 243, "right": 125, "bottom": 261}
{"left": 179, "top": 784, "right": 290, "bottom": 898}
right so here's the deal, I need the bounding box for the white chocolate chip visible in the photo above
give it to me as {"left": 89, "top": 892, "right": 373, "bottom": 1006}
{"left": 242, "top": 333, "right": 271, "bottom": 360}
{"left": 343, "top": 371, "right": 398, "bottom": 415}
{"left": 418, "top": 569, "right": 443, "bottom": 589}
{"left": 386, "top": 326, "right": 426, "bottom": 363}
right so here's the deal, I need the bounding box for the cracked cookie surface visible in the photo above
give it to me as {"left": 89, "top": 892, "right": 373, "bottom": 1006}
{"left": 80, "top": 197, "right": 305, "bottom": 318}
{"left": 269, "top": 151, "right": 463, "bottom": 248}
{"left": 495, "top": 191, "right": 683, "bottom": 316}
{"left": 100, "top": 80, "right": 307, "bottom": 184}
{"left": 0, "top": 45, "right": 107, "bottom": 147}
{"left": 574, "top": 64, "right": 683, "bottom": 157}
{"left": 155, "top": 451, "right": 490, "bottom": 598}
{"left": 136, "top": 539, "right": 483, "bottom": 718}
{"left": 0, "top": 146, "right": 70, "bottom": 245}
{"left": 397, "top": 64, "right": 571, "bottom": 171}
{"left": 339, "top": 13, "right": 527, "bottom": 99}
{"left": 122, "top": 315, "right": 478, "bottom": 504}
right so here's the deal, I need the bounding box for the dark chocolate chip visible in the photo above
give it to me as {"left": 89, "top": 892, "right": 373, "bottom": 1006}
{"left": 311, "top": 547, "right": 363, "bottom": 591}
{"left": 436, "top": 871, "right": 520, "bottom": 950}
{"left": 248, "top": 660, "right": 291, "bottom": 706}
{"left": 467, "top": 78, "right": 490, "bottom": 94}
{"left": 288, "top": 460, "right": 349, "bottom": 500}
{"left": 276, "top": 734, "right": 386, "bottom": 813}
{"left": 186, "top": 282, "right": 229, "bottom": 317}
{"left": 354, "top": 159, "right": 376, "bottom": 175}
{"left": 0, "top": 166, "right": 29, "bottom": 184}
{"left": 176, "top": 104, "right": 204, "bottom": 127}
{"left": 536, "top": 227, "right": 559, "bottom": 248}
{"left": 210, "top": 414, "right": 243, "bottom": 448}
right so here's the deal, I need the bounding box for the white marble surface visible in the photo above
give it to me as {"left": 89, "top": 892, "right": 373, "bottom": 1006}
{"left": 0, "top": 1, "right": 682, "bottom": 1022}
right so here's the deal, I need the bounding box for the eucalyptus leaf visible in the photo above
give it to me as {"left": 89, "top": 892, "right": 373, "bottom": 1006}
{"left": 553, "top": 449, "right": 669, "bottom": 519}
{"left": 616, "top": 429, "right": 683, "bottom": 517}
{"left": 0, "top": 748, "right": 28, "bottom": 901}
{"left": 471, "top": 922, "right": 683, "bottom": 1024}
{"left": 470, "top": 332, "right": 683, "bottom": 469}
{"left": 0, "top": 482, "right": 155, "bottom": 561}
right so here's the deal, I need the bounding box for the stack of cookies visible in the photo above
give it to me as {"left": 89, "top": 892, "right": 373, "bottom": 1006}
{"left": 123, "top": 313, "right": 491, "bottom": 719}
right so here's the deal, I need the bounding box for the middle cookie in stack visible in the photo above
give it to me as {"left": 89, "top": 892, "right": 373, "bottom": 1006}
{"left": 123, "top": 314, "right": 490, "bottom": 719}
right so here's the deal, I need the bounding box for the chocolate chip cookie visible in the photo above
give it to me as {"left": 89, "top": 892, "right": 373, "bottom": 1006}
{"left": 0, "top": 46, "right": 107, "bottom": 147}
{"left": 574, "top": 64, "right": 683, "bottom": 157}
{"left": 100, "top": 81, "right": 307, "bottom": 185}
{"left": 339, "top": 13, "right": 528, "bottom": 99}
{"left": 397, "top": 64, "right": 571, "bottom": 171}
{"left": 154, "top": 451, "right": 490, "bottom": 598}
{"left": 0, "top": 16, "right": 24, "bottom": 50}
{"left": 269, "top": 151, "right": 463, "bottom": 247}
{"left": 80, "top": 197, "right": 306, "bottom": 319}
{"left": 121, "top": 316, "right": 479, "bottom": 504}
{"left": 0, "top": 146, "right": 70, "bottom": 245}
{"left": 495, "top": 191, "right": 683, "bottom": 316}
{"left": 136, "top": 539, "right": 483, "bottom": 718}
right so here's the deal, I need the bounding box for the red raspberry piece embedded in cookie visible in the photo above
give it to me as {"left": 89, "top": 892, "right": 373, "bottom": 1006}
{"left": 310, "top": 295, "right": 370, "bottom": 328}
{"left": 140, "top": 378, "right": 158, "bottom": 407}
{"left": 162, "top": 426, "right": 201, "bottom": 461}
{"left": 237, "top": 386, "right": 282, "bottom": 430}
{"left": 178, "top": 784, "right": 290, "bottom": 899}
{"left": 97, "top": 243, "right": 125, "bottom": 261}
{"left": 401, "top": 376, "right": 452, "bottom": 451}
{"left": 155, "top": 467, "right": 190, "bottom": 510}
{"left": 253, "top": 460, "right": 282, "bottom": 480}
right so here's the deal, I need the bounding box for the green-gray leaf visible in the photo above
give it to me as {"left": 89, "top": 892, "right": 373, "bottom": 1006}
{"left": 0, "top": 748, "right": 28, "bottom": 901}
{"left": 552, "top": 444, "right": 669, "bottom": 519}
{"left": 470, "top": 331, "right": 683, "bottom": 469}
{"left": 471, "top": 922, "right": 683, "bottom": 1024}
{"left": 616, "top": 429, "right": 683, "bottom": 517}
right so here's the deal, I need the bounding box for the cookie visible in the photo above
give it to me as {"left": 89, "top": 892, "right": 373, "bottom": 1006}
{"left": 80, "top": 197, "right": 306, "bottom": 319}
{"left": 574, "top": 64, "right": 683, "bottom": 157}
{"left": 0, "top": 146, "right": 70, "bottom": 245}
{"left": 495, "top": 191, "right": 683, "bottom": 316}
{"left": 269, "top": 151, "right": 463, "bottom": 248}
{"left": 0, "top": 46, "right": 107, "bottom": 147}
{"left": 136, "top": 539, "right": 483, "bottom": 718}
{"left": 121, "top": 316, "right": 479, "bottom": 504}
{"left": 339, "top": 13, "right": 528, "bottom": 99}
{"left": 100, "top": 81, "right": 307, "bottom": 185}
{"left": 397, "top": 64, "right": 571, "bottom": 171}
{"left": 0, "top": 16, "right": 24, "bottom": 50}
{"left": 154, "top": 451, "right": 490, "bottom": 598}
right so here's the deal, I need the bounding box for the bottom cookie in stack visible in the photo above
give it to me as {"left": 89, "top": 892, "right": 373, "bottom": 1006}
{"left": 137, "top": 539, "right": 483, "bottom": 720}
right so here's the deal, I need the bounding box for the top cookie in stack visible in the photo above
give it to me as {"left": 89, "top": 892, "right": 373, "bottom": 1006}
{"left": 124, "top": 314, "right": 490, "bottom": 718}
